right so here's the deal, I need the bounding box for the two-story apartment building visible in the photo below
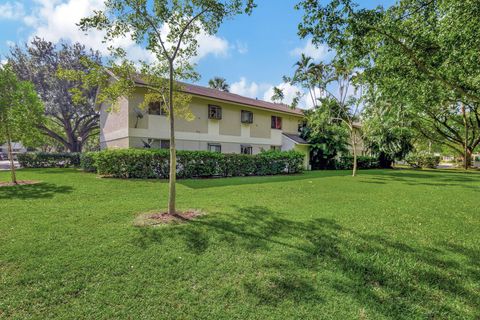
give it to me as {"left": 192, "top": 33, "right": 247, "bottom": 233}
{"left": 100, "top": 81, "right": 310, "bottom": 169}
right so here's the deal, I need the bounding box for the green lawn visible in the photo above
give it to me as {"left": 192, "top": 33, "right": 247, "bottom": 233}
{"left": 1, "top": 169, "right": 479, "bottom": 319}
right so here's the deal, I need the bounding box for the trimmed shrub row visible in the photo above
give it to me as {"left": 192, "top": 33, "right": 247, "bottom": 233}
{"left": 405, "top": 152, "right": 440, "bottom": 169}
{"left": 334, "top": 155, "right": 381, "bottom": 170}
{"left": 81, "top": 149, "right": 305, "bottom": 179}
{"left": 18, "top": 152, "right": 81, "bottom": 168}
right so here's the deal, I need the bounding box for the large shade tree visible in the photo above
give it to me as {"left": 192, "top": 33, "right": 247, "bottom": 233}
{"left": 9, "top": 38, "right": 101, "bottom": 153}
{"left": 296, "top": 0, "right": 480, "bottom": 169}
{"left": 78, "top": 0, "right": 255, "bottom": 214}
{"left": 0, "top": 65, "right": 44, "bottom": 184}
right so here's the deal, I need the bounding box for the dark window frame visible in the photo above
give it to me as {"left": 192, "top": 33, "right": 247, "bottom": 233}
{"left": 208, "top": 143, "right": 222, "bottom": 153}
{"left": 208, "top": 105, "right": 222, "bottom": 120}
{"left": 271, "top": 116, "right": 282, "bottom": 129}
{"left": 160, "top": 139, "right": 170, "bottom": 149}
{"left": 270, "top": 145, "right": 281, "bottom": 151}
{"left": 148, "top": 101, "right": 168, "bottom": 116}
{"left": 241, "top": 145, "right": 253, "bottom": 155}
{"left": 241, "top": 110, "right": 253, "bottom": 124}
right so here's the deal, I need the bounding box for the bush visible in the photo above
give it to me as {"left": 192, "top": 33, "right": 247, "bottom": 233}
{"left": 80, "top": 152, "right": 97, "bottom": 172}
{"left": 84, "top": 149, "right": 305, "bottom": 179}
{"left": 405, "top": 153, "right": 440, "bottom": 169}
{"left": 335, "top": 155, "right": 381, "bottom": 170}
{"left": 18, "top": 152, "right": 81, "bottom": 168}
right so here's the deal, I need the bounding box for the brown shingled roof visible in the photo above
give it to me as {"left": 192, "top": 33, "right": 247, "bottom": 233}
{"left": 180, "top": 82, "right": 304, "bottom": 116}
{"left": 132, "top": 74, "right": 304, "bottom": 116}
{"left": 282, "top": 133, "right": 309, "bottom": 145}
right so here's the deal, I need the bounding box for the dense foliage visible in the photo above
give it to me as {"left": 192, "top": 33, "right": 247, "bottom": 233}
{"left": 81, "top": 149, "right": 304, "bottom": 179}
{"left": 405, "top": 152, "right": 441, "bottom": 169}
{"left": 335, "top": 155, "right": 381, "bottom": 170}
{"left": 18, "top": 152, "right": 81, "bottom": 168}
{"left": 9, "top": 39, "right": 101, "bottom": 152}
{"left": 300, "top": 108, "right": 349, "bottom": 170}
{"left": 296, "top": 0, "right": 480, "bottom": 169}
{"left": 0, "top": 65, "right": 44, "bottom": 183}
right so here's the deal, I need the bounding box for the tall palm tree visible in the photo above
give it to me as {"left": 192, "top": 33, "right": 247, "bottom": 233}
{"left": 292, "top": 54, "right": 316, "bottom": 107}
{"left": 208, "top": 77, "right": 230, "bottom": 92}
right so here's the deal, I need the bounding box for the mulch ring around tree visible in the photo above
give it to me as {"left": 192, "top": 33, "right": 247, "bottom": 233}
{"left": 133, "top": 210, "right": 203, "bottom": 227}
{"left": 0, "top": 180, "right": 41, "bottom": 188}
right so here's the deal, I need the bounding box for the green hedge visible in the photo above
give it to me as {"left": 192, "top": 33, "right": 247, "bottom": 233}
{"left": 80, "top": 152, "right": 97, "bottom": 172}
{"left": 81, "top": 149, "right": 305, "bottom": 179}
{"left": 18, "top": 152, "right": 81, "bottom": 168}
{"left": 405, "top": 153, "right": 440, "bottom": 169}
{"left": 335, "top": 155, "right": 381, "bottom": 170}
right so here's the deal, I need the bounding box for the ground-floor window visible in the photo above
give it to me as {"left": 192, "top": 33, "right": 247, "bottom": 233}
{"left": 241, "top": 145, "right": 253, "bottom": 155}
{"left": 160, "top": 139, "right": 170, "bottom": 149}
{"left": 208, "top": 143, "right": 222, "bottom": 153}
{"left": 270, "top": 145, "right": 281, "bottom": 151}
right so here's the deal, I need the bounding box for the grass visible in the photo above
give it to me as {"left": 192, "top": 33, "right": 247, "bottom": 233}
{"left": 0, "top": 168, "right": 479, "bottom": 319}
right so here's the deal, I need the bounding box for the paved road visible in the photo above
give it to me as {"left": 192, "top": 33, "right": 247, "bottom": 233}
{"left": 0, "top": 160, "right": 19, "bottom": 171}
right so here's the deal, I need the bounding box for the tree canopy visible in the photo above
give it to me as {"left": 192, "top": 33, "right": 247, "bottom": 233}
{"left": 76, "top": 0, "right": 255, "bottom": 214}
{"left": 296, "top": 0, "right": 480, "bottom": 168}
{"left": 0, "top": 64, "right": 44, "bottom": 183}
{"left": 9, "top": 38, "right": 102, "bottom": 152}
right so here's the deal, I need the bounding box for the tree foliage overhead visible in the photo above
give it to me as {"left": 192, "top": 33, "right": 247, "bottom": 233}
{"left": 296, "top": 0, "right": 480, "bottom": 168}
{"left": 8, "top": 38, "right": 102, "bottom": 153}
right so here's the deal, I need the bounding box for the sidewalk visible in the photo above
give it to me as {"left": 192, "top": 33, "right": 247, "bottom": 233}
{"left": 0, "top": 160, "right": 19, "bottom": 171}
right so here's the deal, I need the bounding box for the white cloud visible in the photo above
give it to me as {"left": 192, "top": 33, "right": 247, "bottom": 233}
{"left": 0, "top": 1, "right": 25, "bottom": 20}
{"left": 290, "top": 39, "right": 330, "bottom": 61}
{"left": 231, "top": 77, "right": 314, "bottom": 109}
{"left": 159, "top": 23, "right": 229, "bottom": 63}
{"left": 21, "top": 0, "right": 229, "bottom": 64}
{"left": 230, "top": 77, "right": 260, "bottom": 98}
{"left": 263, "top": 82, "right": 304, "bottom": 106}
{"left": 235, "top": 40, "right": 248, "bottom": 54}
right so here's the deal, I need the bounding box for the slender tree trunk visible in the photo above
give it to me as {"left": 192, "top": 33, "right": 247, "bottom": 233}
{"left": 168, "top": 61, "right": 176, "bottom": 215}
{"left": 461, "top": 103, "right": 469, "bottom": 170}
{"left": 6, "top": 132, "right": 17, "bottom": 185}
{"left": 351, "top": 128, "right": 357, "bottom": 177}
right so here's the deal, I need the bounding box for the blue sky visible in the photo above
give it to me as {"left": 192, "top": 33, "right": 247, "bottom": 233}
{"left": 0, "top": 0, "right": 396, "bottom": 108}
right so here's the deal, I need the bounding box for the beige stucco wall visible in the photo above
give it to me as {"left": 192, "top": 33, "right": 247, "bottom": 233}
{"left": 100, "top": 97, "right": 130, "bottom": 147}
{"left": 176, "top": 101, "right": 209, "bottom": 133}
{"left": 101, "top": 137, "right": 130, "bottom": 149}
{"left": 100, "top": 87, "right": 306, "bottom": 157}
{"left": 218, "top": 105, "right": 241, "bottom": 136}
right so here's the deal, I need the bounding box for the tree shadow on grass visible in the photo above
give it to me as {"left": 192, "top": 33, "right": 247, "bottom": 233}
{"left": 359, "top": 170, "right": 480, "bottom": 191}
{"left": 165, "top": 206, "right": 480, "bottom": 318}
{"left": 177, "top": 171, "right": 349, "bottom": 189}
{"left": 0, "top": 182, "right": 73, "bottom": 200}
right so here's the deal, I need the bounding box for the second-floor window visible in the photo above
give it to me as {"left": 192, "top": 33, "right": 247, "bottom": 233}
{"left": 148, "top": 101, "right": 167, "bottom": 116}
{"left": 271, "top": 116, "right": 282, "bottom": 129}
{"left": 241, "top": 110, "right": 253, "bottom": 123}
{"left": 208, "top": 105, "right": 222, "bottom": 120}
